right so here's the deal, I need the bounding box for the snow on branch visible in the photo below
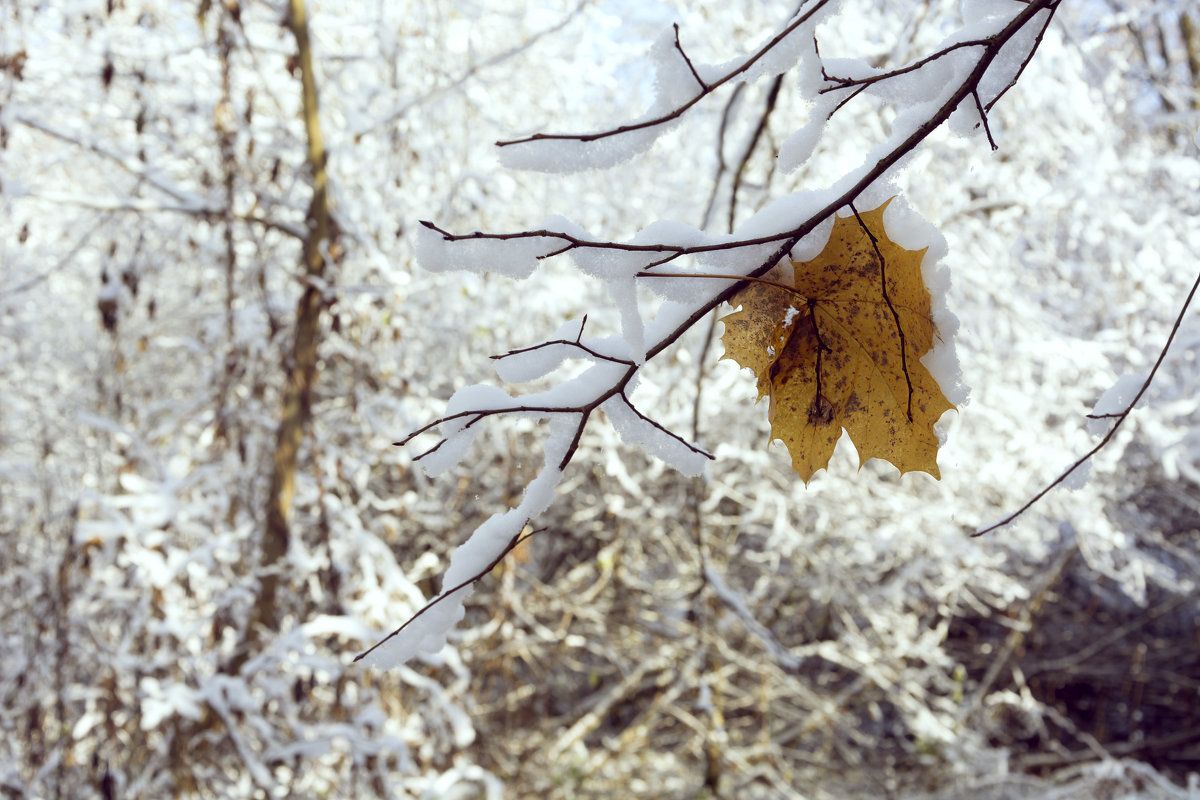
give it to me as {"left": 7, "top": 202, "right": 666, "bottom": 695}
{"left": 496, "top": 0, "right": 837, "bottom": 172}
{"left": 360, "top": 0, "right": 1061, "bottom": 668}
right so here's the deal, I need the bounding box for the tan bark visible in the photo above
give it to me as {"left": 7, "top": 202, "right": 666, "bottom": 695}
{"left": 1182, "top": 13, "right": 1200, "bottom": 109}
{"left": 243, "top": 0, "right": 333, "bottom": 656}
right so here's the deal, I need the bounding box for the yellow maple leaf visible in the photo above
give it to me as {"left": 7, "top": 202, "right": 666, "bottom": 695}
{"left": 720, "top": 199, "right": 954, "bottom": 481}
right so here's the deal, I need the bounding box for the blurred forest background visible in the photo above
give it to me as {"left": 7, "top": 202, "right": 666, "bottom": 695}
{"left": 2, "top": 0, "right": 1199, "bottom": 798}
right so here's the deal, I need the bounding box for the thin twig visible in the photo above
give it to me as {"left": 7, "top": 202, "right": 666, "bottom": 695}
{"left": 730, "top": 74, "right": 785, "bottom": 232}
{"left": 616, "top": 391, "right": 715, "bottom": 460}
{"left": 983, "top": 3, "right": 1059, "bottom": 113}
{"left": 635, "top": 270, "right": 804, "bottom": 298}
{"left": 972, "top": 89, "right": 998, "bottom": 150}
{"left": 351, "top": 0, "right": 595, "bottom": 142}
{"left": 421, "top": 219, "right": 793, "bottom": 262}
{"left": 394, "top": 405, "right": 585, "bottom": 448}
{"left": 491, "top": 317, "right": 635, "bottom": 368}
{"left": 820, "top": 1, "right": 1059, "bottom": 122}
{"left": 672, "top": 23, "right": 708, "bottom": 91}
{"left": 821, "top": 38, "right": 990, "bottom": 115}
{"left": 495, "top": 0, "right": 834, "bottom": 147}
{"left": 700, "top": 84, "right": 746, "bottom": 229}
{"left": 973, "top": 261, "right": 1200, "bottom": 536}
{"left": 353, "top": 529, "right": 542, "bottom": 663}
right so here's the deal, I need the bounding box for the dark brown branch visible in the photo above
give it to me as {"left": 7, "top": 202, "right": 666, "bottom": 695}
{"left": 820, "top": 37, "right": 992, "bottom": 118}
{"left": 983, "top": 4, "right": 1058, "bottom": 113}
{"left": 420, "top": 218, "right": 793, "bottom": 262}
{"left": 826, "top": 81, "right": 871, "bottom": 117}
{"left": 730, "top": 74, "right": 785, "bottom": 232}
{"left": 638, "top": 0, "right": 1059, "bottom": 369}
{"left": 973, "top": 261, "right": 1200, "bottom": 536}
{"left": 491, "top": 317, "right": 636, "bottom": 368}
{"left": 616, "top": 391, "right": 715, "bottom": 461}
{"left": 635, "top": 271, "right": 803, "bottom": 298}
{"left": 353, "top": 528, "right": 543, "bottom": 663}
{"left": 495, "top": 0, "right": 834, "bottom": 147}
{"left": 434, "top": 0, "right": 1057, "bottom": 298}
{"left": 394, "top": 405, "right": 586, "bottom": 449}
{"left": 820, "top": 2, "right": 1059, "bottom": 127}
{"left": 849, "top": 202, "right": 913, "bottom": 421}
{"left": 491, "top": 340, "right": 632, "bottom": 366}
{"left": 673, "top": 23, "right": 708, "bottom": 91}
{"left": 972, "top": 89, "right": 998, "bottom": 151}
{"left": 821, "top": 38, "right": 990, "bottom": 95}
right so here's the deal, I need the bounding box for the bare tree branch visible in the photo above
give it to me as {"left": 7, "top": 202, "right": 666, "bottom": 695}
{"left": 973, "top": 261, "right": 1200, "bottom": 536}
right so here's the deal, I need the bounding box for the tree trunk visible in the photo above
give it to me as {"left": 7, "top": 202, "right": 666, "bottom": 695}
{"left": 1182, "top": 13, "right": 1200, "bottom": 109}
{"left": 242, "top": 0, "right": 333, "bottom": 661}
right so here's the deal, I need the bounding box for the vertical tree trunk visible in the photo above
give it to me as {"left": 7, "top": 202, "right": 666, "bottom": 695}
{"left": 1182, "top": 13, "right": 1200, "bottom": 109}
{"left": 213, "top": 9, "right": 241, "bottom": 449}
{"left": 243, "top": 0, "right": 333, "bottom": 656}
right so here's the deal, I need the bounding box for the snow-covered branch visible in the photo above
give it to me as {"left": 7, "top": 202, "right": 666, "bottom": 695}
{"left": 360, "top": 0, "right": 1061, "bottom": 667}
{"left": 494, "top": 0, "right": 836, "bottom": 165}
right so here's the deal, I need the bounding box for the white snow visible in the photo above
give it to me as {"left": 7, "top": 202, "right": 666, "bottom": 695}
{"left": 601, "top": 395, "right": 710, "bottom": 476}
{"left": 1088, "top": 373, "right": 1145, "bottom": 435}
{"left": 362, "top": 417, "right": 573, "bottom": 669}
{"left": 777, "top": 110, "right": 828, "bottom": 173}
{"left": 418, "top": 385, "right": 517, "bottom": 478}
{"left": 140, "top": 677, "right": 204, "bottom": 729}
{"left": 500, "top": 4, "right": 837, "bottom": 174}
{"left": 414, "top": 222, "right": 565, "bottom": 279}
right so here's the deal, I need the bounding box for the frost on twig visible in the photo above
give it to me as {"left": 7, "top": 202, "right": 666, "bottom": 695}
{"left": 360, "top": 0, "right": 1060, "bottom": 667}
